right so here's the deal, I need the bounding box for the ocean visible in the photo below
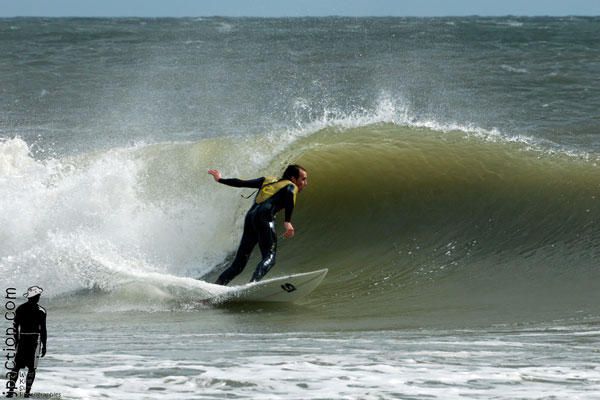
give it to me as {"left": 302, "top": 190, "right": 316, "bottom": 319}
{"left": 1, "top": 16, "right": 599, "bottom": 399}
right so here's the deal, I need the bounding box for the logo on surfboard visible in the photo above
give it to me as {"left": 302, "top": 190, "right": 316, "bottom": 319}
{"left": 280, "top": 283, "right": 297, "bottom": 293}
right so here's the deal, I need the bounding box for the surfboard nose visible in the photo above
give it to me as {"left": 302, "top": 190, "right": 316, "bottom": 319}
{"left": 217, "top": 269, "right": 328, "bottom": 303}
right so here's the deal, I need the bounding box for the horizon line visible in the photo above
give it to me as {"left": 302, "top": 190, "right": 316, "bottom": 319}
{"left": 1, "top": 14, "right": 598, "bottom": 18}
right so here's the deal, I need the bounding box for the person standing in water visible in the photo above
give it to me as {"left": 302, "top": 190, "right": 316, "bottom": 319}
{"left": 208, "top": 164, "right": 308, "bottom": 285}
{"left": 6, "top": 286, "right": 47, "bottom": 398}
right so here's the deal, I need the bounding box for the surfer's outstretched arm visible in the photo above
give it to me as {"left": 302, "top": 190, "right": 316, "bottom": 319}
{"left": 208, "top": 169, "right": 264, "bottom": 188}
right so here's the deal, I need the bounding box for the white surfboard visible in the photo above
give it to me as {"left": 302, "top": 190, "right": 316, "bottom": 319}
{"left": 214, "top": 269, "right": 328, "bottom": 304}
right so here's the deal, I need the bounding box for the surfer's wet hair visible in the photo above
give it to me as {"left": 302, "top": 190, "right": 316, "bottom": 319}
{"left": 282, "top": 164, "right": 306, "bottom": 180}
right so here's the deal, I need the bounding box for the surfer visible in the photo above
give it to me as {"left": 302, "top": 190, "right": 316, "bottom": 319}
{"left": 6, "top": 286, "right": 47, "bottom": 398}
{"left": 208, "top": 164, "right": 308, "bottom": 285}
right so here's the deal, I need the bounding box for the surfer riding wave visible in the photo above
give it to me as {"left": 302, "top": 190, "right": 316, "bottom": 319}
{"left": 208, "top": 164, "right": 308, "bottom": 285}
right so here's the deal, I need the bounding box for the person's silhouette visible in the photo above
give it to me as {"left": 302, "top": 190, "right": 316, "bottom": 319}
{"left": 6, "top": 286, "right": 47, "bottom": 398}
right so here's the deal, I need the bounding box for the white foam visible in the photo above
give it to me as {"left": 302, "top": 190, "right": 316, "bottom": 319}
{"left": 0, "top": 138, "right": 253, "bottom": 300}
{"left": 31, "top": 327, "right": 600, "bottom": 400}
{"left": 280, "top": 92, "right": 596, "bottom": 161}
{"left": 500, "top": 64, "right": 529, "bottom": 74}
{"left": 498, "top": 20, "right": 524, "bottom": 28}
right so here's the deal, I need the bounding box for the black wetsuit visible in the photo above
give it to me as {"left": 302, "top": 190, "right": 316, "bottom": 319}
{"left": 215, "top": 177, "right": 296, "bottom": 285}
{"left": 7, "top": 299, "right": 47, "bottom": 397}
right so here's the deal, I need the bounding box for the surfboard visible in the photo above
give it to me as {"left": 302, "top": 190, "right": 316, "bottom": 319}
{"left": 214, "top": 268, "right": 328, "bottom": 303}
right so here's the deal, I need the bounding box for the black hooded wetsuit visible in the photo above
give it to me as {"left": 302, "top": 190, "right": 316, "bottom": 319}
{"left": 215, "top": 177, "right": 296, "bottom": 285}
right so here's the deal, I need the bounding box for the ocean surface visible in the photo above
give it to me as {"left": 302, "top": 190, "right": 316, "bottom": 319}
{"left": 1, "top": 17, "right": 599, "bottom": 399}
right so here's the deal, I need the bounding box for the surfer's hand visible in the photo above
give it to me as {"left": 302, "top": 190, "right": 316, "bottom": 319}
{"left": 283, "top": 222, "right": 295, "bottom": 239}
{"left": 41, "top": 345, "right": 46, "bottom": 357}
{"left": 208, "top": 169, "right": 222, "bottom": 182}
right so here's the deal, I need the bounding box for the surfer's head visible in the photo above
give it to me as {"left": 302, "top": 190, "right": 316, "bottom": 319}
{"left": 23, "top": 286, "right": 43, "bottom": 303}
{"left": 282, "top": 164, "right": 308, "bottom": 192}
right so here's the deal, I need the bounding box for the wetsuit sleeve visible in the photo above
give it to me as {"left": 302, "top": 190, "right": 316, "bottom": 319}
{"left": 218, "top": 177, "right": 265, "bottom": 189}
{"left": 283, "top": 184, "right": 295, "bottom": 222}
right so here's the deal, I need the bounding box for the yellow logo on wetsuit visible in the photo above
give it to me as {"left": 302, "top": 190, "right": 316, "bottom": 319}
{"left": 255, "top": 176, "right": 297, "bottom": 205}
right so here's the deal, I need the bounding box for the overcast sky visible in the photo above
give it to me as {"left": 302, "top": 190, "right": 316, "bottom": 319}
{"left": 2, "top": 0, "right": 600, "bottom": 17}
